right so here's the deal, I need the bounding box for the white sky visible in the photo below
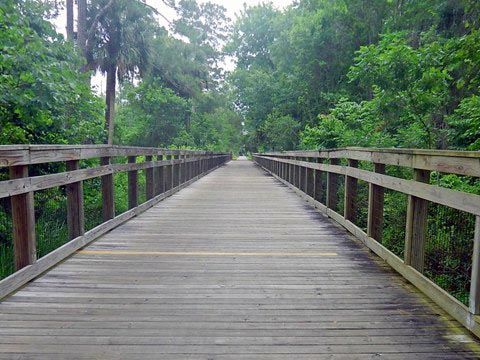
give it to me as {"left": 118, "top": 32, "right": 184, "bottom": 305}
{"left": 53, "top": 0, "right": 293, "bottom": 93}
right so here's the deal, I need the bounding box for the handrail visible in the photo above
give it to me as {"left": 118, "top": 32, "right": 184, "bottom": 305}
{"left": 254, "top": 148, "right": 480, "bottom": 338}
{"left": 0, "top": 145, "right": 231, "bottom": 299}
{"left": 261, "top": 147, "right": 480, "bottom": 177}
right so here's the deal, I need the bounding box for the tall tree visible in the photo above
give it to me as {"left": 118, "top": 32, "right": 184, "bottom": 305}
{"left": 85, "top": 0, "right": 156, "bottom": 144}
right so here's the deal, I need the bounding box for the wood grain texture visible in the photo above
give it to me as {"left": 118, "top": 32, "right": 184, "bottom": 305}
{"left": 0, "top": 159, "right": 478, "bottom": 358}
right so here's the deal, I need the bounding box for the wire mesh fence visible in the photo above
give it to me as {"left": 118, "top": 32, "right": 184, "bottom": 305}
{"left": 314, "top": 169, "right": 327, "bottom": 205}
{"left": 83, "top": 177, "right": 103, "bottom": 231}
{"left": 138, "top": 170, "right": 147, "bottom": 206}
{"left": 113, "top": 156, "right": 128, "bottom": 215}
{"left": 351, "top": 179, "right": 369, "bottom": 232}
{"left": 382, "top": 189, "right": 408, "bottom": 258}
{"left": 34, "top": 186, "right": 68, "bottom": 259}
{"left": 0, "top": 196, "right": 14, "bottom": 280}
{"left": 333, "top": 174, "right": 345, "bottom": 215}
{"left": 424, "top": 203, "right": 475, "bottom": 305}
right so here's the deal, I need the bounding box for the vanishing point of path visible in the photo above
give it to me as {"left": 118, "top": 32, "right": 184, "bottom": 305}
{"left": 0, "top": 159, "right": 479, "bottom": 359}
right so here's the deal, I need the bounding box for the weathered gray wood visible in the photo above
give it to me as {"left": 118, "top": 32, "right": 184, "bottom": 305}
{"left": 0, "top": 162, "right": 226, "bottom": 301}
{"left": 326, "top": 158, "right": 339, "bottom": 209}
{"left": 255, "top": 156, "right": 480, "bottom": 216}
{"left": 100, "top": 157, "right": 115, "bottom": 221}
{"left": 173, "top": 154, "right": 179, "bottom": 188}
{"left": 127, "top": 156, "right": 138, "bottom": 210}
{"left": 404, "top": 169, "right": 430, "bottom": 272}
{"left": 154, "top": 155, "right": 164, "bottom": 196}
{"left": 306, "top": 158, "right": 315, "bottom": 198}
{"left": 0, "top": 165, "right": 114, "bottom": 199}
{"left": 0, "top": 159, "right": 478, "bottom": 358}
{"left": 344, "top": 159, "right": 358, "bottom": 221}
{"left": 259, "top": 159, "right": 480, "bottom": 340}
{"left": 367, "top": 163, "right": 385, "bottom": 241}
{"left": 9, "top": 165, "right": 36, "bottom": 270}
{"left": 260, "top": 147, "right": 480, "bottom": 177}
{"left": 66, "top": 160, "right": 85, "bottom": 240}
{"left": 145, "top": 156, "right": 154, "bottom": 201}
{"left": 314, "top": 158, "right": 324, "bottom": 203}
{"left": 470, "top": 216, "right": 480, "bottom": 314}
{"left": 165, "top": 155, "right": 173, "bottom": 192}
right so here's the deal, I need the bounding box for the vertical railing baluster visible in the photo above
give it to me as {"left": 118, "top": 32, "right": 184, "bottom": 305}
{"left": 10, "top": 165, "right": 36, "bottom": 270}
{"left": 367, "top": 163, "right": 385, "bottom": 241}
{"left": 127, "top": 156, "right": 138, "bottom": 209}
{"left": 66, "top": 160, "right": 85, "bottom": 239}
{"left": 344, "top": 159, "right": 358, "bottom": 222}
{"left": 404, "top": 169, "right": 430, "bottom": 272}
{"left": 101, "top": 156, "right": 115, "bottom": 221}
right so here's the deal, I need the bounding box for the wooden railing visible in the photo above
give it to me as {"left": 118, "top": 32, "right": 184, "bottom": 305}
{"left": 254, "top": 147, "right": 480, "bottom": 337}
{"left": 0, "top": 145, "right": 231, "bottom": 298}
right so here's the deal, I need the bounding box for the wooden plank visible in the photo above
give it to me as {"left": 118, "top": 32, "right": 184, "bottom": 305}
{"left": 256, "top": 156, "right": 480, "bottom": 216}
{"left": 404, "top": 169, "right": 430, "bottom": 271}
{"left": 259, "top": 148, "right": 480, "bottom": 176}
{"left": 470, "top": 216, "right": 480, "bottom": 314}
{"left": 344, "top": 159, "right": 358, "bottom": 221}
{"left": 173, "top": 154, "right": 179, "bottom": 188}
{"left": 100, "top": 157, "right": 115, "bottom": 221}
{"left": 9, "top": 165, "right": 36, "bottom": 270}
{"left": 66, "top": 160, "right": 85, "bottom": 240}
{"left": 128, "top": 156, "right": 138, "bottom": 210}
{"left": 258, "top": 160, "right": 480, "bottom": 340}
{"left": 154, "top": 155, "right": 164, "bottom": 196}
{"left": 367, "top": 163, "right": 385, "bottom": 241}
{"left": 145, "top": 156, "right": 154, "bottom": 201}
{"left": 0, "top": 163, "right": 224, "bottom": 300}
{"left": 0, "top": 165, "right": 113, "bottom": 199}
{"left": 326, "top": 159, "right": 339, "bottom": 209}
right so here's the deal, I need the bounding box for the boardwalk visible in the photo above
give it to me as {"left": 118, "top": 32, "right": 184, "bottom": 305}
{"left": 0, "top": 159, "right": 479, "bottom": 359}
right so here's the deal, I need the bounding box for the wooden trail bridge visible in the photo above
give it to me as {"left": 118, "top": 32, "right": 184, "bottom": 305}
{"left": 0, "top": 146, "right": 480, "bottom": 358}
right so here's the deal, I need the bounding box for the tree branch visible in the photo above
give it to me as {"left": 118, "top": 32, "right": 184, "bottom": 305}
{"left": 86, "top": 0, "right": 116, "bottom": 52}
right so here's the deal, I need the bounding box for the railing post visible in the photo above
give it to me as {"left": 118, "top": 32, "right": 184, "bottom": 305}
{"left": 344, "top": 159, "right": 358, "bottom": 221}
{"left": 165, "top": 154, "right": 173, "bottom": 192}
{"left": 180, "top": 151, "right": 185, "bottom": 184}
{"left": 303, "top": 158, "right": 308, "bottom": 193}
{"left": 289, "top": 157, "right": 294, "bottom": 184}
{"left": 314, "top": 158, "right": 323, "bottom": 203}
{"left": 306, "top": 158, "right": 315, "bottom": 198}
{"left": 154, "top": 154, "right": 164, "bottom": 196}
{"left": 66, "top": 160, "right": 85, "bottom": 239}
{"left": 367, "top": 163, "right": 385, "bottom": 240}
{"left": 404, "top": 169, "right": 430, "bottom": 271}
{"left": 101, "top": 156, "right": 115, "bottom": 221}
{"left": 10, "top": 165, "right": 36, "bottom": 270}
{"left": 128, "top": 156, "right": 138, "bottom": 209}
{"left": 469, "top": 216, "right": 480, "bottom": 314}
{"left": 326, "top": 158, "right": 339, "bottom": 209}
{"left": 145, "top": 155, "right": 154, "bottom": 200}
{"left": 295, "top": 157, "right": 300, "bottom": 189}
{"left": 186, "top": 153, "right": 191, "bottom": 181}
{"left": 172, "top": 152, "right": 179, "bottom": 188}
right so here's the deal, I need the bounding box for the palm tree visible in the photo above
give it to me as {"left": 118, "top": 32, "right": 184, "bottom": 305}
{"left": 86, "top": 0, "right": 156, "bottom": 144}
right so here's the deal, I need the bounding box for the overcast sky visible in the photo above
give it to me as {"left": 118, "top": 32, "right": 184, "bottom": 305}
{"left": 53, "top": 0, "right": 294, "bottom": 93}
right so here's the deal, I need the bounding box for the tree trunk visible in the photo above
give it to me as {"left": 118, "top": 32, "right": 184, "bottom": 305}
{"left": 66, "top": 0, "right": 74, "bottom": 41}
{"left": 105, "top": 65, "right": 116, "bottom": 145}
{"left": 77, "top": 0, "right": 87, "bottom": 58}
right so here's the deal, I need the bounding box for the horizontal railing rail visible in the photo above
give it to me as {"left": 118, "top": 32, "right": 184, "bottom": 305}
{"left": 0, "top": 145, "right": 231, "bottom": 298}
{"left": 254, "top": 147, "right": 480, "bottom": 338}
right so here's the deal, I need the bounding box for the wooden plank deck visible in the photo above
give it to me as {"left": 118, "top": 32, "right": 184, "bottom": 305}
{"left": 0, "top": 159, "right": 479, "bottom": 359}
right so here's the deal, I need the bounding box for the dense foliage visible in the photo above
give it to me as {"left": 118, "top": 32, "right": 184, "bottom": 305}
{"left": 0, "top": 0, "right": 104, "bottom": 144}
{"left": 227, "top": 0, "right": 480, "bottom": 152}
